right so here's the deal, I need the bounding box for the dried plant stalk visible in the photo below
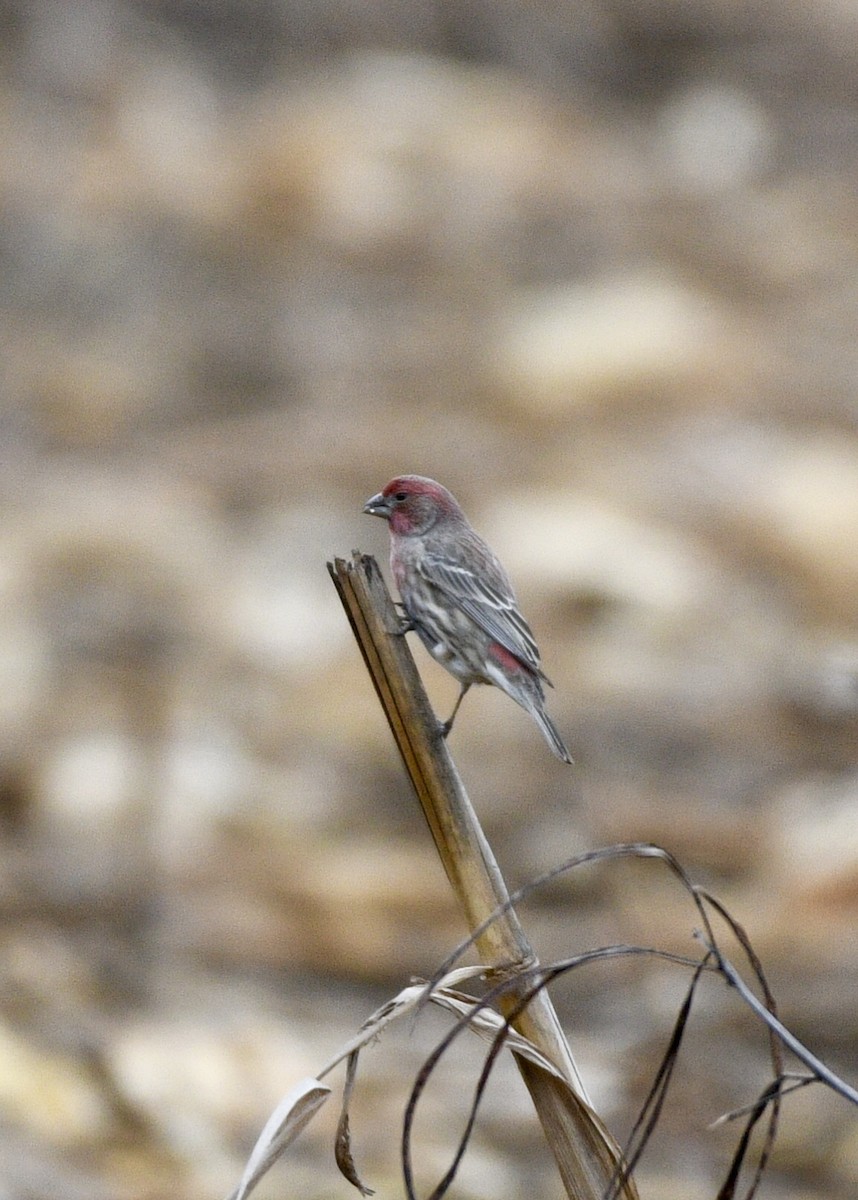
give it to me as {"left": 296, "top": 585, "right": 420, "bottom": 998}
{"left": 329, "top": 553, "right": 637, "bottom": 1200}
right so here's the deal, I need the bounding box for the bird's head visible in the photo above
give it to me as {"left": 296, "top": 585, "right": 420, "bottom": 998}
{"left": 363, "top": 475, "right": 461, "bottom": 536}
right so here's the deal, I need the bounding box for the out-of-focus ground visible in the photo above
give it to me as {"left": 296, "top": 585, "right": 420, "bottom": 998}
{"left": 1, "top": 2, "right": 857, "bottom": 1197}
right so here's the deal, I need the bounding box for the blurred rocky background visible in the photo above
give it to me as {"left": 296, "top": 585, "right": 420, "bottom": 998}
{"left": 1, "top": 1, "right": 857, "bottom": 1196}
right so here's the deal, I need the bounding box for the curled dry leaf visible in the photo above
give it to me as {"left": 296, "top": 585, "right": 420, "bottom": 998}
{"left": 230, "top": 1078, "right": 331, "bottom": 1200}
{"left": 336, "top": 1051, "right": 375, "bottom": 1196}
{"left": 232, "top": 966, "right": 575, "bottom": 1199}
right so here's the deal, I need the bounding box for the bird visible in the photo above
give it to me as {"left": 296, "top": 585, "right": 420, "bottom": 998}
{"left": 363, "top": 475, "right": 572, "bottom": 762}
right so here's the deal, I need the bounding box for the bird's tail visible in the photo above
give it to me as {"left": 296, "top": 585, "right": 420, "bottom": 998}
{"left": 532, "top": 706, "right": 574, "bottom": 763}
{"left": 487, "top": 661, "right": 574, "bottom": 763}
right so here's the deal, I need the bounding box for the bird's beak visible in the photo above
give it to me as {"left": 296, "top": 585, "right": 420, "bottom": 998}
{"left": 363, "top": 491, "right": 391, "bottom": 519}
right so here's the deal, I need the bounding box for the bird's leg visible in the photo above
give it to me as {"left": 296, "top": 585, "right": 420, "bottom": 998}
{"left": 440, "top": 683, "right": 471, "bottom": 737}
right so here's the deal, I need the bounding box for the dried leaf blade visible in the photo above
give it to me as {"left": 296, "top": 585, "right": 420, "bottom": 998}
{"left": 230, "top": 1078, "right": 331, "bottom": 1200}
{"left": 335, "top": 1051, "right": 375, "bottom": 1196}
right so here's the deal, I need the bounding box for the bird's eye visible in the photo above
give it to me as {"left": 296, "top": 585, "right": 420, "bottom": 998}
{"left": 394, "top": 491, "right": 408, "bottom": 502}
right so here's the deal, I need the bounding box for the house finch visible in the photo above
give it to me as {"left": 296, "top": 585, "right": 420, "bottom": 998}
{"left": 363, "top": 475, "right": 572, "bottom": 762}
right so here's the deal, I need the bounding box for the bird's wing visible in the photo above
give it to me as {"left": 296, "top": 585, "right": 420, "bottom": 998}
{"left": 419, "top": 551, "right": 545, "bottom": 677}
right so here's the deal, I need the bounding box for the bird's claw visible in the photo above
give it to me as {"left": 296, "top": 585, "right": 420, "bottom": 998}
{"left": 392, "top": 603, "right": 415, "bottom": 636}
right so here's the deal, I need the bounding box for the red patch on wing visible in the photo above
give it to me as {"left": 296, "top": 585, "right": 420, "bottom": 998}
{"left": 488, "top": 641, "right": 524, "bottom": 673}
